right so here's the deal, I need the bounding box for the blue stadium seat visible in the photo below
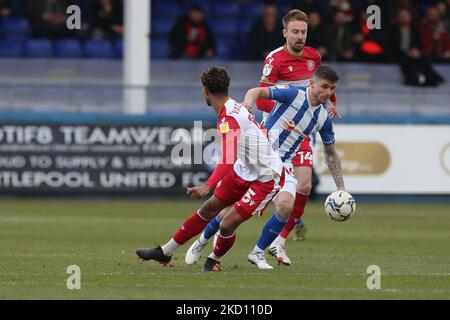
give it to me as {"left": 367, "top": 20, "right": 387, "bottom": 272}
{"left": 0, "top": 17, "right": 30, "bottom": 37}
{"left": 0, "top": 39, "right": 23, "bottom": 57}
{"left": 215, "top": 41, "right": 234, "bottom": 60}
{"left": 151, "top": 40, "right": 170, "bottom": 59}
{"left": 211, "top": 2, "right": 241, "bottom": 19}
{"left": 211, "top": 20, "right": 239, "bottom": 40}
{"left": 84, "top": 40, "right": 113, "bottom": 58}
{"left": 242, "top": 2, "right": 265, "bottom": 20}
{"left": 153, "top": 1, "right": 183, "bottom": 18}
{"left": 114, "top": 39, "right": 123, "bottom": 59}
{"left": 24, "top": 39, "right": 53, "bottom": 58}
{"left": 151, "top": 19, "right": 174, "bottom": 39}
{"left": 238, "top": 20, "right": 253, "bottom": 41}
{"left": 182, "top": 0, "right": 212, "bottom": 16}
{"left": 55, "top": 39, "right": 82, "bottom": 58}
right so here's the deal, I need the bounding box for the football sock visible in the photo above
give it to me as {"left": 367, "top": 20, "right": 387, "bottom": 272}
{"left": 271, "top": 235, "right": 286, "bottom": 247}
{"left": 279, "top": 193, "right": 309, "bottom": 239}
{"left": 203, "top": 216, "right": 220, "bottom": 241}
{"left": 161, "top": 239, "right": 179, "bottom": 256}
{"left": 213, "top": 232, "right": 236, "bottom": 258}
{"left": 171, "top": 210, "right": 209, "bottom": 249}
{"left": 256, "top": 211, "right": 288, "bottom": 251}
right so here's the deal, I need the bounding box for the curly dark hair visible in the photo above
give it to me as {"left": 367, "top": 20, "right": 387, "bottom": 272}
{"left": 200, "top": 66, "right": 230, "bottom": 95}
{"left": 314, "top": 65, "right": 340, "bottom": 82}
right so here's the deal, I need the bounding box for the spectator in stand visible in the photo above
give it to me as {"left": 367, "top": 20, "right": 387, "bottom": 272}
{"left": 0, "top": 0, "right": 12, "bottom": 20}
{"left": 388, "top": 9, "right": 445, "bottom": 86}
{"left": 89, "top": 0, "right": 123, "bottom": 40}
{"left": 418, "top": 5, "right": 450, "bottom": 62}
{"left": 330, "top": 0, "right": 354, "bottom": 23}
{"left": 352, "top": 10, "right": 387, "bottom": 62}
{"left": 26, "top": 0, "right": 71, "bottom": 39}
{"left": 435, "top": 1, "right": 450, "bottom": 33}
{"left": 326, "top": 10, "right": 354, "bottom": 61}
{"left": 291, "top": 0, "right": 320, "bottom": 15}
{"left": 307, "top": 11, "right": 328, "bottom": 59}
{"left": 388, "top": 0, "right": 421, "bottom": 24}
{"left": 245, "top": 3, "right": 284, "bottom": 60}
{"left": 169, "top": 4, "right": 216, "bottom": 59}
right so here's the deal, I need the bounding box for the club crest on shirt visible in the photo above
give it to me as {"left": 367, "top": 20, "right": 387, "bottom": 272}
{"left": 307, "top": 60, "right": 315, "bottom": 71}
{"left": 283, "top": 120, "right": 295, "bottom": 131}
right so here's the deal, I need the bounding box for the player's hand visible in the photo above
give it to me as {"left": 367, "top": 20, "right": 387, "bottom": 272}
{"left": 327, "top": 101, "right": 341, "bottom": 119}
{"left": 186, "top": 184, "right": 211, "bottom": 199}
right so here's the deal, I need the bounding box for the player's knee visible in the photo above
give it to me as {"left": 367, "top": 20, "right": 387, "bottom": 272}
{"left": 219, "top": 219, "right": 235, "bottom": 237}
{"left": 297, "top": 182, "right": 312, "bottom": 195}
{"left": 276, "top": 198, "right": 294, "bottom": 218}
{"left": 198, "top": 199, "right": 220, "bottom": 219}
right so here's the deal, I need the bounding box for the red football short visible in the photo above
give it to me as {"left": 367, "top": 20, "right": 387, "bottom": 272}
{"left": 214, "top": 169, "right": 284, "bottom": 220}
{"left": 292, "top": 137, "right": 313, "bottom": 168}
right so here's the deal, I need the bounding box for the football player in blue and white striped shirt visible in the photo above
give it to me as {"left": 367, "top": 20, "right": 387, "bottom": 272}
{"left": 243, "top": 65, "right": 347, "bottom": 269}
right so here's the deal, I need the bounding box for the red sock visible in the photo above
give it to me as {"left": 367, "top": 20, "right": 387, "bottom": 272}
{"left": 279, "top": 193, "right": 309, "bottom": 239}
{"left": 173, "top": 211, "right": 209, "bottom": 245}
{"left": 213, "top": 233, "right": 236, "bottom": 257}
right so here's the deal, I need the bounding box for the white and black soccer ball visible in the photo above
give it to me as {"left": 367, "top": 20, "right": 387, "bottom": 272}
{"left": 324, "top": 191, "right": 356, "bottom": 222}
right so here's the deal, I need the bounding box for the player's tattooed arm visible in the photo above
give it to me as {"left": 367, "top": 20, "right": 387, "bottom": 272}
{"left": 323, "top": 143, "right": 345, "bottom": 191}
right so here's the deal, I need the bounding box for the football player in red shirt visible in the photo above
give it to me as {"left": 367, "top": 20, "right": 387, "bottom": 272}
{"left": 136, "top": 67, "right": 284, "bottom": 271}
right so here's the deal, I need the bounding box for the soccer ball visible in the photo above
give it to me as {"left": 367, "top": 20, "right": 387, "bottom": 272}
{"left": 324, "top": 191, "right": 356, "bottom": 222}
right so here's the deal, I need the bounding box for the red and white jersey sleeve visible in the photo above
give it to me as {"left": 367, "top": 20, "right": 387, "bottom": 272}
{"left": 257, "top": 47, "right": 284, "bottom": 114}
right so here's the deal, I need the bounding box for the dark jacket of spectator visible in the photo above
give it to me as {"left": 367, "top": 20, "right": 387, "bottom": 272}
{"left": 169, "top": 5, "right": 216, "bottom": 59}
{"left": 26, "top": 0, "right": 71, "bottom": 39}
{"left": 89, "top": 0, "right": 123, "bottom": 40}
{"left": 245, "top": 4, "right": 284, "bottom": 60}
{"left": 326, "top": 11, "right": 354, "bottom": 61}
{"left": 307, "top": 11, "right": 328, "bottom": 59}
{"left": 417, "top": 6, "right": 450, "bottom": 62}
{"left": 388, "top": 9, "right": 445, "bottom": 86}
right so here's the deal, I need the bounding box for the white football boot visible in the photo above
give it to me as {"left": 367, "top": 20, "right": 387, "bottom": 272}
{"left": 185, "top": 238, "right": 208, "bottom": 265}
{"left": 247, "top": 251, "right": 273, "bottom": 270}
{"left": 268, "top": 243, "right": 291, "bottom": 266}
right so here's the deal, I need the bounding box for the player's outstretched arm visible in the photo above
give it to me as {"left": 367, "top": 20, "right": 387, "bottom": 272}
{"left": 323, "top": 143, "right": 345, "bottom": 191}
{"left": 241, "top": 87, "right": 270, "bottom": 111}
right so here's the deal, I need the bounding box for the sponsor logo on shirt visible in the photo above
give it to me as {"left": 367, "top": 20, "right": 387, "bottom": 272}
{"left": 263, "top": 63, "right": 273, "bottom": 77}
{"left": 284, "top": 120, "right": 295, "bottom": 131}
{"left": 219, "top": 122, "right": 230, "bottom": 133}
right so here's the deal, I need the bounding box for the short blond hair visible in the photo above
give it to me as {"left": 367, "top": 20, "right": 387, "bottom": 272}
{"left": 282, "top": 9, "right": 309, "bottom": 28}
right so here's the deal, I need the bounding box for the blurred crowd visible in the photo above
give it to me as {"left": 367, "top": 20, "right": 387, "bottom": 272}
{"left": 0, "top": 0, "right": 449, "bottom": 64}
{"left": 166, "top": 0, "right": 450, "bottom": 63}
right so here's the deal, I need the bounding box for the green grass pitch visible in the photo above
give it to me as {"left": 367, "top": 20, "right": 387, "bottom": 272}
{"left": 0, "top": 199, "right": 449, "bottom": 299}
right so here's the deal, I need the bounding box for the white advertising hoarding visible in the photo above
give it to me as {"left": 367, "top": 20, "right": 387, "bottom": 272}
{"left": 314, "top": 125, "right": 450, "bottom": 194}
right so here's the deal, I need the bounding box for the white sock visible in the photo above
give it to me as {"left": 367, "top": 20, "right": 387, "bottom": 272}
{"left": 199, "top": 233, "right": 208, "bottom": 245}
{"left": 272, "top": 235, "right": 286, "bottom": 247}
{"left": 208, "top": 252, "right": 221, "bottom": 261}
{"left": 161, "top": 238, "right": 180, "bottom": 256}
{"left": 252, "top": 245, "right": 264, "bottom": 253}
